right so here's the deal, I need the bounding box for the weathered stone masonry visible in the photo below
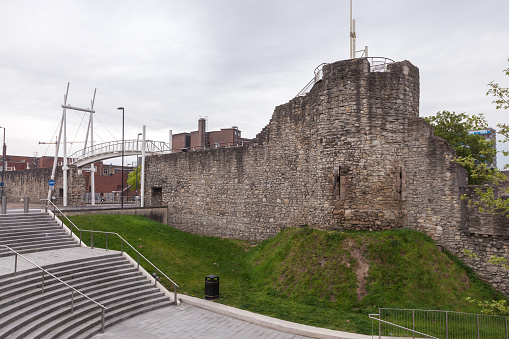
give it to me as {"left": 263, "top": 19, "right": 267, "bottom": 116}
{"left": 4, "top": 166, "right": 85, "bottom": 207}
{"left": 147, "top": 59, "right": 418, "bottom": 240}
{"left": 146, "top": 58, "right": 509, "bottom": 294}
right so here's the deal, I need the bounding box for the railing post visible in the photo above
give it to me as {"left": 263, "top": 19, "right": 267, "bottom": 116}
{"left": 71, "top": 290, "right": 74, "bottom": 313}
{"left": 14, "top": 253, "right": 18, "bottom": 276}
{"left": 446, "top": 311, "right": 448, "bottom": 339}
{"left": 412, "top": 309, "right": 415, "bottom": 339}
{"left": 174, "top": 285, "right": 178, "bottom": 305}
{"left": 120, "top": 239, "right": 123, "bottom": 255}
{"left": 137, "top": 252, "right": 139, "bottom": 270}
{"left": 477, "top": 314, "right": 480, "bottom": 339}
{"left": 101, "top": 307, "right": 105, "bottom": 333}
{"left": 41, "top": 271, "right": 45, "bottom": 293}
{"left": 80, "top": 230, "right": 82, "bottom": 246}
{"left": 91, "top": 231, "right": 94, "bottom": 249}
{"left": 379, "top": 308, "right": 381, "bottom": 339}
{"left": 105, "top": 234, "right": 108, "bottom": 251}
{"left": 505, "top": 316, "right": 508, "bottom": 339}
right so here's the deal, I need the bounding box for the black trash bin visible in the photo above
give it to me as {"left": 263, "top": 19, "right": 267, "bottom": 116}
{"left": 205, "top": 275, "right": 219, "bottom": 300}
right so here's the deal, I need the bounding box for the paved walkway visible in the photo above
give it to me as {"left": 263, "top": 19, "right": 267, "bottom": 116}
{"left": 95, "top": 305, "right": 312, "bottom": 339}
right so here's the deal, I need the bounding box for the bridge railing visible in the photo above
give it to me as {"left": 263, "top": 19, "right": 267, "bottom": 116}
{"left": 68, "top": 140, "right": 171, "bottom": 165}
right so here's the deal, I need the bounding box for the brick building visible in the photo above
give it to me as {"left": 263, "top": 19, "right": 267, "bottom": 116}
{"left": 172, "top": 118, "right": 249, "bottom": 151}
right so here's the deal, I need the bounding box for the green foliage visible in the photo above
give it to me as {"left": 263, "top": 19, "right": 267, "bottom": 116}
{"left": 487, "top": 58, "right": 509, "bottom": 168}
{"left": 63, "top": 215, "right": 508, "bottom": 334}
{"left": 127, "top": 166, "right": 141, "bottom": 191}
{"left": 487, "top": 58, "right": 509, "bottom": 111}
{"left": 462, "top": 249, "right": 479, "bottom": 259}
{"left": 466, "top": 297, "right": 509, "bottom": 315}
{"left": 424, "top": 111, "right": 496, "bottom": 184}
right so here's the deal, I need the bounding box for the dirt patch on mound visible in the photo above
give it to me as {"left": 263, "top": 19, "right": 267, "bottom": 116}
{"left": 346, "top": 238, "right": 369, "bottom": 301}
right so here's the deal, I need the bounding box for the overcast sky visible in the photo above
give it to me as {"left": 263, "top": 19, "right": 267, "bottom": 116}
{"left": 1, "top": 0, "right": 508, "bottom": 167}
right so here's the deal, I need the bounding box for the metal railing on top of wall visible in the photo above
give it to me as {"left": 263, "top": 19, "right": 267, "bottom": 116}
{"left": 295, "top": 57, "right": 396, "bottom": 97}
{"left": 0, "top": 245, "right": 107, "bottom": 333}
{"left": 370, "top": 308, "right": 509, "bottom": 339}
{"left": 177, "top": 140, "right": 249, "bottom": 153}
{"left": 42, "top": 199, "right": 179, "bottom": 305}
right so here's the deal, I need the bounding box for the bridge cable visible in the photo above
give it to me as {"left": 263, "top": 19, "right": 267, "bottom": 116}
{"left": 68, "top": 111, "right": 87, "bottom": 154}
{"left": 95, "top": 115, "right": 118, "bottom": 141}
{"left": 43, "top": 120, "right": 62, "bottom": 156}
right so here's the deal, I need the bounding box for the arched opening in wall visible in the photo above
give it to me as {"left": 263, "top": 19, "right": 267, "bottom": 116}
{"left": 151, "top": 187, "right": 163, "bottom": 206}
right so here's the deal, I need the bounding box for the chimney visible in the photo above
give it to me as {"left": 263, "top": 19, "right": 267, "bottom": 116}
{"left": 198, "top": 118, "right": 206, "bottom": 148}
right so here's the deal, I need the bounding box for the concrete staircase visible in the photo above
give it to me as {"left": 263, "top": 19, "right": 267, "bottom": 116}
{"left": 0, "top": 212, "right": 175, "bottom": 338}
{"left": 0, "top": 213, "right": 78, "bottom": 257}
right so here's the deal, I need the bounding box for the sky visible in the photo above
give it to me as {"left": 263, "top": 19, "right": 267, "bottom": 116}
{"left": 0, "top": 0, "right": 508, "bottom": 167}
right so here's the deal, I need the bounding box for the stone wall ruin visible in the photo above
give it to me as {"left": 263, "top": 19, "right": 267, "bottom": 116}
{"left": 145, "top": 57, "right": 509, "bottom": 294}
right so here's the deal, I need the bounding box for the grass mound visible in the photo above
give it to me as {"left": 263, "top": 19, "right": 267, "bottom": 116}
{"left": 63, "top": 215, "right": 507, "bottom": 334}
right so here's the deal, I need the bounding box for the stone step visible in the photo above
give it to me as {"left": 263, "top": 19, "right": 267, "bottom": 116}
{"left": 0, "top": 253, "right": 121, "bottom": 281}
{"left": 0, "top": 255, "right": 127, "bottom": 296}
{"left": 1, "top": 279, "right": 159, "bottom": 338}
{"left": 0, "top": 274, "right": 149, "bottom": 323}
{"left": 0, "top": 213, "right": 177, "bottom": 338}
{"left": 0, "top": 234, "right": 72, "bottom": 248}
{"left": 4, "top": 277, "right": 167, "bottom": 338}
{"left": 0, "top": 265, "right": 140, "bottom": 303}
{"left": 70, "top": 299, "right": 173, "bottom": 339}
{"left": 0, "top": 240, "right": 79, "bottom": 258}
{"left": 0, "top": 221, "right": 60, "bottom": 229}
{"left": 0, "top": 243, "right": 80, "bottom": 259}
{"left": 30, "top": 290, "right": 167, "bottom": 338}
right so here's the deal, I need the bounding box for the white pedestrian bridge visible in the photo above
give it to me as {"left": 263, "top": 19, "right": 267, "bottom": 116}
{"left": 67, "top": 140, "right": 171, "bottom": 167}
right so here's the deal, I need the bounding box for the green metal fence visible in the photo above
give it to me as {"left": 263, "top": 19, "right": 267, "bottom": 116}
{"left": 370, "top": 308, "right": 508, "bottom": 339}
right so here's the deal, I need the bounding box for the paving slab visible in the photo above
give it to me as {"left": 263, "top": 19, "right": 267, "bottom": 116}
{"left": 94, "top": 305, "right": 313, "bottom": 339}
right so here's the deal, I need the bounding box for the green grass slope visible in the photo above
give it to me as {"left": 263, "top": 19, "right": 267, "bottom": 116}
{"left": 63, "top": 215, "right": 507, "bottom": 334}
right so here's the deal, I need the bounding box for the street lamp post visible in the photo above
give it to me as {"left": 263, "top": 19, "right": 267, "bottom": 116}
{"left": 117, "top": 107, "right": 124, "bottom": 208}
{"left": 136, "top": 133, "right": 142, "bottom": 199}
{"left": 0, "top": 127, "right": 5, "bottom": 200}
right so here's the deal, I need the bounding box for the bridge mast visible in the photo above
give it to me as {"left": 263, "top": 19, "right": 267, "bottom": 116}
{"left": 47, "top": 83, "right": 69, "bottom": 203}
{"left": 57, "top": 84, "right": 96, "bottom": 207}
{"left": 83, "top": 89, "right": 97, "bottom": 205}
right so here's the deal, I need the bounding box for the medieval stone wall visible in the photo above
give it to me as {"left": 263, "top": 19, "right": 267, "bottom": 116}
{"left": 146, "top": 58, "right": 421, "bottom": 239}
{"left": 145, "top": 57, "right": 509, "bottom": 294}
{"left": 3, "top": 166, "right": 85, "bottom": 207}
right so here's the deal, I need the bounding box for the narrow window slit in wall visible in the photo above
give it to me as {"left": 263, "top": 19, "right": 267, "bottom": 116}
{"left": 396, "top": 166, "right": 405, "bottom": 199}
{"left": 333, "top": 167, "right": 342, "bottom": 198}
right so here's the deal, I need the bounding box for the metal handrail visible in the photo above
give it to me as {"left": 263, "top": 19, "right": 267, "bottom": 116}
{"left": 296, "top": 63, "right": 328, "bottom": 97}
{"left": 41, "top": 199, "right": 179, "bottom": 303}
{"left": 67, "top": 139, "right": 171, "bottom": 166}
{"left": 371, "top": 308, "right": 509, "bottom": 339}
{"left": 366, "top": 57, "right": 395, "bottom": 72}
{"left": 177, "top": 140, "right": 249, "bottom": 152}
{"left": 369, "top": 313, "right": 438, "bottom": 339}
{"left": 0, "top": 244, "right": 107, "bottom": 333}
{"left": 295, "top": 57, "right": 396, "bottom": 97}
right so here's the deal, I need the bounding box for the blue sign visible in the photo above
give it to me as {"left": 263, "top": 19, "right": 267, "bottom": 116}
{"left": 0, "top": 182, "right": 4, "bottom": 187}
{"left": 48, "top": 179, "right": 56, "bottom": 186}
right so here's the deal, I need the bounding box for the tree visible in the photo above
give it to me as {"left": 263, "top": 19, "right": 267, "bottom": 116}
{"left": 424, "top": 111, "right": 496, "bottom": 184}
{"left": 487, "top": 58, "right": 509, "bottom": 164}
{"left": 127, "top": 166, "right": 141, "bottom": 192}
{"left": 465, "top": 58, "right": 509, "bottom": 214}
{"left": 460, "top": 59, "right": 509, "bottom": 314}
